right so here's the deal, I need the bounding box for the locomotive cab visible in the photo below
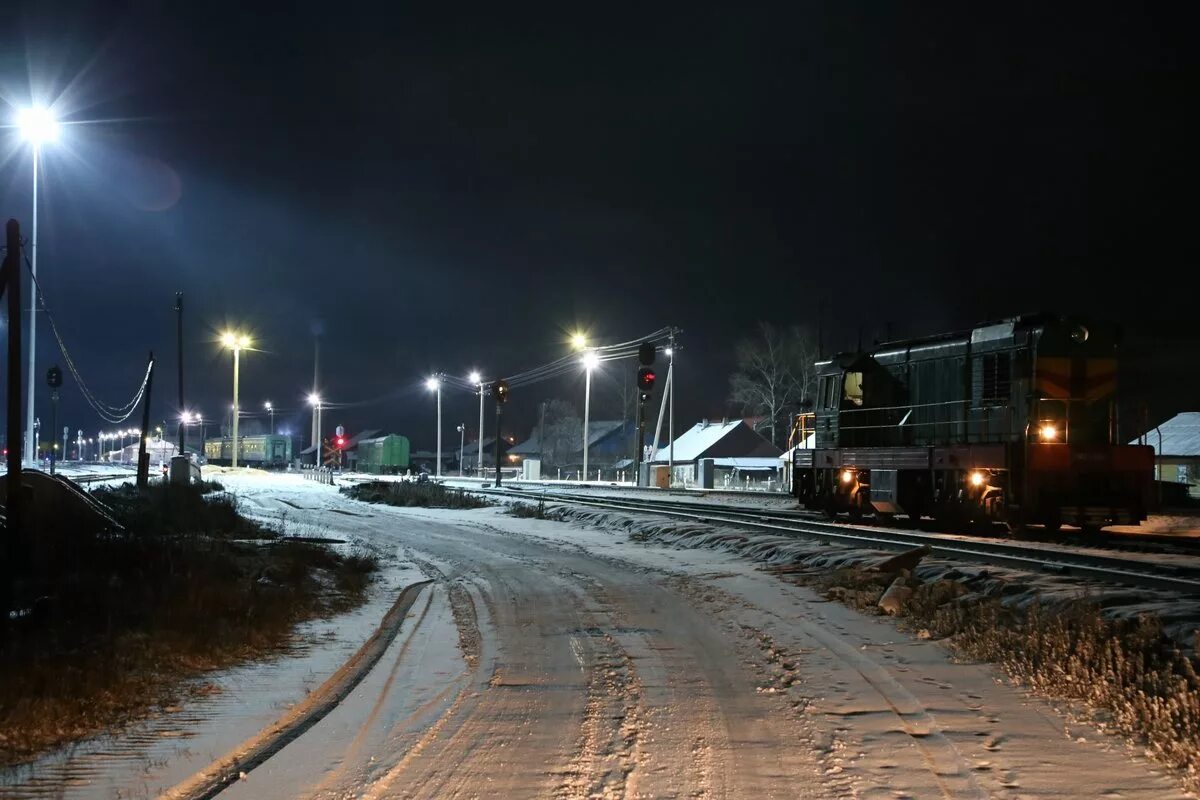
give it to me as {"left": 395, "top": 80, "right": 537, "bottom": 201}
{"left": 794, "top": 314, "right": 1154, "bottom": 532}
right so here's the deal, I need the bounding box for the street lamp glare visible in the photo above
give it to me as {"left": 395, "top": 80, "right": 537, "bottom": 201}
{"left": 16, "top": 107, "right": 59, "bottom": 145}
{"left": 581, "top": 351, "right": 600, "bottom": 370}
{"left": 264, "top": 401, "right": 272, "bottom": 410}
{"left": 425, "top": 376, "right": 440, "bottom": 391}
{"left": 571, "top": 333, "right": 587, "bottom": 350}
{"left": 468, "top": 371, "right": 482, "bottom": 384}
{"left": 220, "top": 332, "right": 236, "bottom": 347}
{"left": 307, "top": 393, "right": 321, "bottom": 406}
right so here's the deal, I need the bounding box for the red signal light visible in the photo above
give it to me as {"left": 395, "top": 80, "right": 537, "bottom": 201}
{"left": 336, "top": 437, "right": 346, "bottom": 449}
{"left": 637, "top": 366, "right": 656, "bottom": 392}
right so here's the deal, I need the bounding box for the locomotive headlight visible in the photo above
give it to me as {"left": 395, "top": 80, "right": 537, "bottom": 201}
{"left": 840, "top": 469, "right": 855, "bottom": 484}
{"left": 969, "top": 470, "right": 986, "bottom": 487}
{"left": 1039, "top": 424, "right": 1058, "bottom": 441}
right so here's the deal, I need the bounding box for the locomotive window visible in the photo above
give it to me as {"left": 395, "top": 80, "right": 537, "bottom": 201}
{"left": 980, "top": 353, "right": 1011, "bottom": 402}
{"left": 843, "top": 371, "right": 864, "bottom": 407}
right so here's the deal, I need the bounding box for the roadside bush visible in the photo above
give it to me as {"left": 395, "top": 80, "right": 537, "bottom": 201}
{"left": 341, "top": 480, "right": 490, "bottom": 509}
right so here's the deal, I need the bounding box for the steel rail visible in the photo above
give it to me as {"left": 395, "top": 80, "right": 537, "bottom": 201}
{"left": 474, "top": 486, "right": 1200, "bottom": 595}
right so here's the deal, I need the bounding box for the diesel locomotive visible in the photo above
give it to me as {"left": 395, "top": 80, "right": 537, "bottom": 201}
{"left": 791, "top": 313, "right": 1154, "bottom": 532}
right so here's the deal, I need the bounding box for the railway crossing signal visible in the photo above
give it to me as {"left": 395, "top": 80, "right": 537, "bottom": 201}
{"left": 491, "top": 379, "right": 509, "bottom": 486}
{"left": 638, "top": 341, "right": 656, "bottom": 366}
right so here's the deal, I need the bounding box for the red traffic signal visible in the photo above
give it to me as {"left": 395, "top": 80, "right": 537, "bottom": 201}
{"left": 637, "top": 366, "right": 656, "bottom": 392}
{"left": 335, "top": 436, "right": 346, "bottom": 449}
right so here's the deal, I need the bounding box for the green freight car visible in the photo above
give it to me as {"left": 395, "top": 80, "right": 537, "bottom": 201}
{"left": 357, "top": 434, "right": 411, "bottom": 474}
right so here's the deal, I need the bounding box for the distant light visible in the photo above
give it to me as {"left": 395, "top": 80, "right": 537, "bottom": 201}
{"left": 426, "top": 376, "right": 440, "bottom": 391}
{"left": 308, "top": 393, "right": 321, "bottom": 406}
{"left": 1039, "top": 424, "right": 1058, "bottom": 441}
{"left": 840, "top": 469, "right": 855, "bottom": 484}
{"left": 468, "top": 371, "right": 482, "bottom": 384}
{"left": 220, "top": 331, "right": 251, "bottom": 349}
{"left": 16, "top": 107, "right": 59, "bottom": 145}
{"left": 969, "top": 471, "right": 986, "bottom": 487}
{"left": 665, "top": 348, "right": 674, "bottom": 357}
{"left": 264, "top": 401, "right": 272, "bottom": 410}
{"left": 571, "top": 333, "right": 587, "bottom": 350}
{"left": 581, "top": 351, "right": 600, "bottom": 370}
{"left": 220, "top": 332, "right": 236, "bottom": 347}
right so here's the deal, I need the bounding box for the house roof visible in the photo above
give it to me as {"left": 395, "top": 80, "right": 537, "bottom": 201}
{"left": 1135, "top": 412, "right": 1200, "bottom": 457}
{"left": 509, "top": 420, "right": 627, "bottom": 456}
{"left": 653, "top": 420, "right": 743, "bottom": 462}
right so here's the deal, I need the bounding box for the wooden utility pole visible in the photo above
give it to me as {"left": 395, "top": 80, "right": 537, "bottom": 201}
{"left": 3, "top": 219, "right": 24, "bottom": 622}
{"left": 136, "top": 353, "right": 155, "bottom": 488}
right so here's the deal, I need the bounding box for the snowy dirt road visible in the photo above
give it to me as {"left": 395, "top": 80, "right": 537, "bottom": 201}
{"left": 12, "top": 470, "right": 1188, "bottom": 799}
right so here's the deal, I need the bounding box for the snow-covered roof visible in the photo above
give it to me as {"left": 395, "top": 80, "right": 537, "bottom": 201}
{"left": 655, "top": 420, "right": 743, "bottom": 462}
{"left": 711, "top": 458, "right": 782, "bottom": 470}
{"left": 1135, "top": 412, "right": 1200, "bottom": 457}
{"left": 510, "top": 420, "right": 626, "bottom": 455}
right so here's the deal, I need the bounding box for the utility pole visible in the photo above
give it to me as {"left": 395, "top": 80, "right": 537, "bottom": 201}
{"left": 136, "top": 353, "right": 155, "bottom": 489}
{"left": 668, "top": 329, "right": 677, "bottom": 488}
{"left": 175, "top": 293, "right": 184, "bottom": 453}
{"left": 493, "top": 402, "right": 502, "bottom": 486}
{"left": 310, "top": 336, "right": 320, "bottom": 449}
{"left": 4, "top": 219, "right": 25, "bottom": 547}
{"left": 477, "top": 383, "right": 485, "bottom": 475}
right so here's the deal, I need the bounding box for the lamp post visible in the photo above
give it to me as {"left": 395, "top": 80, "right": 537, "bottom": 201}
{"left": 264, "top": 401, "right": 275, "bottom": 434}
{"left": 221, "top": 331, "right": 251, "bottom": 468}
{"left": 307, "top": 394, "right": 322, "bottom": 461}
{"left": 426, "top": 375, "right": 442, "bottom": 478}
{"left": 580, "top": 349, "right": 599, "bottom": 481}
{"left": 457, "top": 423, "right": 466, "bottom": 476}
{"left": 16, "top": 106, "right": 59, "bottom": 467}
{"left": 469, "top": 371, "right": 484, "bottom": 474}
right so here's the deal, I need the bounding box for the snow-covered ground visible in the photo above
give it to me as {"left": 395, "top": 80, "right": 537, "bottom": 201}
{"left": 5, "top": 469, "right": 1192, "bottom": 798}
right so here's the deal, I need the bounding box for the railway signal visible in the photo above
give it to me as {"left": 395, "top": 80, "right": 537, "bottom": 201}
{"left": 491, "top": 379, "right": 510, "bottom": 486}
{"left": 638, "top": 341, "right": 656, "bottom": 366}
{"left": 637, "top": 366, "right": 656, "bottom": 398}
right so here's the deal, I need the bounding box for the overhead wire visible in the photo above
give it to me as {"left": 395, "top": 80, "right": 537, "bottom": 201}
{"left": 22, "top": 253, "right": 151, "bottom": 424}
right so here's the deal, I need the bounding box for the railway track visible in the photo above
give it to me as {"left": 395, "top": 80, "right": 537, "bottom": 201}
{"left": 473, "top": 486, "right": 1200, "bottom": 595}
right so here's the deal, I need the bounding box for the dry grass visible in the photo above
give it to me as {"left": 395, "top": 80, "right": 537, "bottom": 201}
{"left": 341, "top": 480, "right": 490, "bottom": 509}
{"left": 506, "top": 499, "right": 564, "bottom": 521}
{"left": 0, "top": 482, "right": 377, "bottom": 766}
{"left": 808, "top": 565, "right": 1200, "bottom": 792}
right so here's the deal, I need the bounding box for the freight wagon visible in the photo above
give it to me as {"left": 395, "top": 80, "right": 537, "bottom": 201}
{"left": 357, "top": 434, "right": 411, "bottom": 474}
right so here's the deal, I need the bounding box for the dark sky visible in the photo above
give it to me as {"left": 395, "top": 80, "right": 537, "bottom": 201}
{"left": 0, "top": 2, "right": 1196, "bottom": 450}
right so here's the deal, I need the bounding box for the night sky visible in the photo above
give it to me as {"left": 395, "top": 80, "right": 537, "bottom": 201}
{"left": 0, "top": 2, "right": 1195, "bottom": 450}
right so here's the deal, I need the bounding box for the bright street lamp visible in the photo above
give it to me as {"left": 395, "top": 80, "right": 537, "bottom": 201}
{"left": 264, "top": 401, "right": 275, "bottom": 434}
{"left": 308, "top": 393, "right": 322, "bottom": 455}
{"left": 571, "top": 332, "right": 587, "bottom": 350}
{"left": 16, "top": 105, "right": 60, "bottom": 466}
{"left": 427, "top": 375, "right": 442, "bottom": 478}
{"left": 457, "top": 423, "right": 466, "bottom": 476}
{"left": 469, "top": 371, "right": 485, "bottom": 474}
{"left": 221, "top": 331, "right": 251, "bottom": 467}
{"left": 581, "top": 349, "right": 600, "bottom": 481}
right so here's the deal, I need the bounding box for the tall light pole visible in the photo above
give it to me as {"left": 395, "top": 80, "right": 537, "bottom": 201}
{"left": 264, "top": 401, "right": 275, "bottom": 434}
{"left": 308, "top": 393, "right": 322, "bottom": 461}
{"left": 221, "top": 331, "right": 251, "bottom": 468}
{"left": 457, "top": 423, "right": 466, "bottom": 476}
{"left": 16, "top": 106, "right": 59, "bottom": 466}
{"left": 426, "top": 375, "right": 442, "bottom": 478}
{"left": 581, "top": 349, "right": 599, "bottom": 481}
{"left": 469, "top": 370, "right": 484, "bottom": 474}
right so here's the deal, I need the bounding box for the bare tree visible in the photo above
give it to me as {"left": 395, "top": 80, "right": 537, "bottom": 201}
{"left": 537, "top": 399, "right": 583, "bottom": 470}
{"left": 729, "top": 322, "right": 819, "bottom": 446}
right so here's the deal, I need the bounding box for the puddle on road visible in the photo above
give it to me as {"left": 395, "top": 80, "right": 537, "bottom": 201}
{"left": 0, "top": 568, "right": 424, "bottom": 799}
